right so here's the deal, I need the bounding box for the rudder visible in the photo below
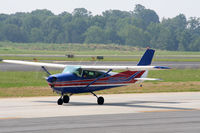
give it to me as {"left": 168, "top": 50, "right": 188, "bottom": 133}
{"left": 137, "top": 49, "right": 155, "bottom": 66}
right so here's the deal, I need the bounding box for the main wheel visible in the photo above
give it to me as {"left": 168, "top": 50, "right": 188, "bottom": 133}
{"left": 63, "top": 95, "right": 70, "bottom": 103}
{"left": 97, "top": 96, "right": 104, "bottom": 105}
{"left": 57, "top": 98, "right": 63, "bottom": 105}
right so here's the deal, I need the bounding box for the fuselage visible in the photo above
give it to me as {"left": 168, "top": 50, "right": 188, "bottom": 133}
{"left": 47, "top": 70, "right": 145, "bottom": 94}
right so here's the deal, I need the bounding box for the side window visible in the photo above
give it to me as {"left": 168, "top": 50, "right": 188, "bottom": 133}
{"left": 88, "top": 71, "right": 95, "bottom": 78}
{"left": 82, "top": 70, "right": 104, "bottom": 79}
{"left": 95, "top": 71, "right": 103, "bottom": 77}
{"left": 82, "top": 70, "right": 89, "bottom": 78}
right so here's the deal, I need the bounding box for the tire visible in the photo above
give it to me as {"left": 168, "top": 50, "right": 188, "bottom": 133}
{"left": 63, "top": 95, "right": 70, "bottom": 103}
{"left": 97, "top": 97, "right": 104, "bottom": 105}
{"left": 57, "top": 98, "right": 63, "bottom": 105}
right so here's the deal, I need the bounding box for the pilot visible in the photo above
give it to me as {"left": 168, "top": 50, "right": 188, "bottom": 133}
{"left": 82, "top": 71, "right": 88, "bottom": 78}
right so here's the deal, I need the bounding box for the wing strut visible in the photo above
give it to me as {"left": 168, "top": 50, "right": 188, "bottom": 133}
{"left": 41, "top": 66, "right": 51, "bottom": 76}
{"left": 86, "top": 69, "right": 112, "bottom": 105}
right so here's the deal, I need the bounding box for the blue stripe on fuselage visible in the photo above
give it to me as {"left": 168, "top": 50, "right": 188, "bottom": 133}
{"left": 53, "top": 85, "right": 124, "bottom": 94}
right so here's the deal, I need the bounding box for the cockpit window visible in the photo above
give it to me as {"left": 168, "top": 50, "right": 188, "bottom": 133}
{"left": 62, "top": 66, "right": 83, "bottom": 77}
{"left": 82, "top": 70, "right": 103, "bottom": 79}
{"left": 63, "top": 66, "right": 106, "bottom": 79}
{"left": 73, "top": 68, "right": 82, "bottom": 77}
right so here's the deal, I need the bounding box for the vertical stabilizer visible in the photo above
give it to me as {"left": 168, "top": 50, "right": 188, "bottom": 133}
{"left": 137, "top": 49, "right": 155, "bottom": 66}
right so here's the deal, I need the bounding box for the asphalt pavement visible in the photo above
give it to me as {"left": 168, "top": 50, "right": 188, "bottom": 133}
{"left": 1, "top": 111, "right": 200, "bottom": 133}
{"left": 1, "top": 92, "right": 200, "bottom": 133}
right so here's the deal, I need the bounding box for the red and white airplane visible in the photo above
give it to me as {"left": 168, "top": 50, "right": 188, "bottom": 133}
{"left": 3, "top": 49, "right": 170, "bottom": 105}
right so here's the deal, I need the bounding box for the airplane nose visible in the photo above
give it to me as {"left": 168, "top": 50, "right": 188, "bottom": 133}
{"left": 47, "top": 76, "right": 57, "bottom": 83}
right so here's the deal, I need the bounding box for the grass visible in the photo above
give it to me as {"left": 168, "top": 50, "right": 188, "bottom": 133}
{"left": 1, "top": 42, "right": 200, "bottom": 56}
{"left": 149, "top": 69, "right": 200, "bottom": 82}
{"left": 0, "top": 69, "right": 200, "bottom": 97}
{"left": 0, "top": 71, "right": 60, "bottom": 88}
{"left": 2, "top": 55, "right": 200, "bottom": 62}
{"left": 1, "top": 42, "right": 200, "bottom": 62}
{"left": 1, "top": 69, "right": 200, "bottom": 88}
{"left": 0, "top": 42, "right": 141, "bottom": 55}
{"left": 1, "top": 82, "right": 200, "bottom": 98}
{"left": 0, "top": 42, "right": 200, "bottom": 97}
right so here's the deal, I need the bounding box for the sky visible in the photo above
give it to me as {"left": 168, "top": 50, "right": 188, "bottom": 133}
{"left": 0, "top": 0, "right": 199, "bottom": 19}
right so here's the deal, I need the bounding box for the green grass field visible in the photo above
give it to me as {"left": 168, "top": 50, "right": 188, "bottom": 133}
{"left": 0, "top": 42, "right": 200, "bottom": 97}
{"left": 1, "top": 69, "right": 199, "bottom": 88}
{"left": 1, "top": 42, "right": 200, "bottom": 62}
{"left": 0, "top": 69, "right": 200, "bottom": 97}
{"left": 2, "top": 56, "right": 200, "bottom": 62}
{"left": 0, "top": 42, "right": 200, "bottom": 55}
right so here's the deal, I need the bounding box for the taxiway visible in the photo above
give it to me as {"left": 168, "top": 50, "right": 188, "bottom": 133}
{"left": 0, "top": 92, "right": 200, "bottom": 132}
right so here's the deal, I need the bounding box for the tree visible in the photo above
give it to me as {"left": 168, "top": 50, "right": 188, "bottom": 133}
{"left": 30, "top": 28, "right": 43, "bottom": 42}
{"left": 73, "top": 8, "right": 92, "bottom": 17}
{"left": 133, "top": 4, "right": 159, "bottom": 29}
{"left": 31, "top": 9, "right": 54, "bottom": 17}
{"left": 2, "top": 24, "right": 27, "bottom": 42}
{"left": 147, "top": 23, "right": 175, "bottom": 50}
{"left": 0, "top": 5, "right": 199, "bottom": 51}
{"left": 24, "top": 16, "right": 41, "bottom": 31}
{"left": 189, "top": 36, "right": 200, "bottom": 51}
{"left": 5, "top": 16, "right": 23, "bottom": 27}
{"left": 118, "top": 25, "right": 148, "bottom": 47}
{"left": 84, "top": 26, "right": 106, "bottom": 44}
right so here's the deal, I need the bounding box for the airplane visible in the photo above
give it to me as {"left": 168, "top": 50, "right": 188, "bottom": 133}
{"left": 2, "top": 49, "right": 170, "bottom": 105}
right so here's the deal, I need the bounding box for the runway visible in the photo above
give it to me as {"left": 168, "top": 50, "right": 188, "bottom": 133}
{"left": 1, "top": 111, "right": 200, "bottom": 133}
{"left": 1, "top": 61, "right": 200, "bottom": 71}
{"left": 1, "top": 92, "right": 200, "bottom": 132}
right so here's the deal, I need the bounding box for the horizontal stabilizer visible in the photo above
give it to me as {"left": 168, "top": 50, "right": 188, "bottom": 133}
{"left": 135, "top": 78, "right": 162, "bottom": 81}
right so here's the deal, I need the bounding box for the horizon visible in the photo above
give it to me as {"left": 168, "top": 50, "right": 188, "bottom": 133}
{"left": 1, "top": 0, "right": 200, "bottom": 19}
{"left": 0, "top": 7, "right": 197, "bottom": 21}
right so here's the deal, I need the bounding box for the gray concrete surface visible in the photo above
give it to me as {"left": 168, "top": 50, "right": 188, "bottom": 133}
{"left": 1, "top": 61, "right": 200, "bottom": 71}
{"left": 1, "top": 111, "right": 200, "bottom": 133}
{"left": 1, "top": 92, "right": 200, "bottom": 133}
{"left": 1, "top": 93, "right": 200, "bottom": 119}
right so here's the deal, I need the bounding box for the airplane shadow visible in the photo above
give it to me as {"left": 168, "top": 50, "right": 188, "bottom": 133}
{"left": 35, "top": 100, "right": 193, "bottom": 111}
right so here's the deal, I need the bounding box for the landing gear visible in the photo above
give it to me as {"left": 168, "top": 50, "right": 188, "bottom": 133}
{"left": 97, "top": 96, "right": 104, "bottom": 105}
{"left": 57, "top": 97, "right": 63, "bottom": 105}
{"left": 57, "top": 94, "right": 70, "bottom": 105}
{"left": 63, "top": 95, "right": 70, "bottom": 103}
{"left": 91, "top": 91, "right": 104, "bottom": 105}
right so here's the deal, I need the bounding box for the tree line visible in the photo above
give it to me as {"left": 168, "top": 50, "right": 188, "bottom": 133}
{"left": 0, "top": 4, "right": 200, "bottom": 51}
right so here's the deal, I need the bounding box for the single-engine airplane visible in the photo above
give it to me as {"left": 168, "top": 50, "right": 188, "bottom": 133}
{"left": 2, "top": 49, "right": 170, "bottom": 105}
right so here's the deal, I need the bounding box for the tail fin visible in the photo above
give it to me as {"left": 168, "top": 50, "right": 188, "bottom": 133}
{"left": 137, "top": 49, "right": 155, "bottom": 66}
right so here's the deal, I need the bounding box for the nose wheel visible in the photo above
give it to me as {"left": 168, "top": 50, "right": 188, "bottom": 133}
{"left": 57, "top": 95, "right": 70, "bottom": 105}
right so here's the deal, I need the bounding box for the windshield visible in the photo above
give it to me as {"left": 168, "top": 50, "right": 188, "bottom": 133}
{"left": 62, "top": 66, "right": 82, "bottom": 77}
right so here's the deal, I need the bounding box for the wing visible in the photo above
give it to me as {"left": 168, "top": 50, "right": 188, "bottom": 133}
{"left": 2, "top": 60, "right": 66, "bottom": 68}
{"left": 2, "top": 60, "right": 170, "bottom": 71}
{"left": 81, "top": 65, "right": 170, "bottom": 70}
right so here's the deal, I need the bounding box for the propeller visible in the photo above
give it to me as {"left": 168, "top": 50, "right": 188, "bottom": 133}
{"left": 47, "top": 76, "right": 57, "bottom": 88}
